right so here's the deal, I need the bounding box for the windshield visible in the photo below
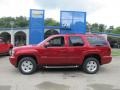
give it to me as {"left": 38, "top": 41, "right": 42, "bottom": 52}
{"left": 38, "top": 36, "right": 52, "bottom": 46}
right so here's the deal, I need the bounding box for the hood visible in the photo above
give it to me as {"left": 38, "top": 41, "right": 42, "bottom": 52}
{"left": 13, "top": 45, "right": 37, "bottom": 51}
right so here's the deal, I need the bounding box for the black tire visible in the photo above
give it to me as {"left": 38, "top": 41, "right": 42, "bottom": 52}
{"left": 18, "top": 57, "right": 37, "bottom": 75}
{"left": 82, "top": 57, "right": 99, "bottom": 74}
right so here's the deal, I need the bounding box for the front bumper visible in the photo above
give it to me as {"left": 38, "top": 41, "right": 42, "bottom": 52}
{"left": 101, "top": 56, "right": 112, "bottom": 64}
{"left": 9, "top": 56, "right": 17, "bottom": 67}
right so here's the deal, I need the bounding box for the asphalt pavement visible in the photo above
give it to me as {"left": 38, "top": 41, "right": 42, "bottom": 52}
{"left": 0, "top": 56, "right": 120, "bottom": 90}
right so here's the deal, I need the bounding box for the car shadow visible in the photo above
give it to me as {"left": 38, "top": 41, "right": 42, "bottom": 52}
{"left": 36, "top": 67, "right": 82, "bottom": 74}
{"left": 0, "top": 55, "right": 8, "bottom": 58}
{"left": 35, "top": 66, "right": 110, "bottom": 76}
{"left": 35, "top": 67, "right": 86, "bottom": 78}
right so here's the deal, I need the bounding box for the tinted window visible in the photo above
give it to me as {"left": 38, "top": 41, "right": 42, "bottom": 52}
{"left": 0, "top": 38, "right": 5, "bottom": 44}
{"left": 87, "top": 36, "right": 108, "bottom": 46}
{"left": 49, "top": 37, "right": 64, "bottom": 47}
{"left": 69, "top": 36, "right": 84, "bottom": 46}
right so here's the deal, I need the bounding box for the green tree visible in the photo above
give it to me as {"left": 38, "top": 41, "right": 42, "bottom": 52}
{"left": 112, "top": 27, "right": 120, "bottom": 34}
{"left": 98, "top": 24, "right": 106, "bottom": 32}
{"left": 0, "top": 17, "right": 15, "bottom": 28}
{"left": 0, "top": 16, "right": 28, "bottom": 28}
{"left": 45, "top": 18, "right": 59, "bottom": 26}
{"left": 106, "top": 26, "right": 114, "bottom": 33}
{"left": 15, "top": 16, "right": 28, "bottom": 27}
{"left": 91, "top": 23, "right": 99, "bottom": 32}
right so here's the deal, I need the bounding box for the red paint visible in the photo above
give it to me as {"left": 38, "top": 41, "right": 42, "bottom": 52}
{"left": 9, "top": 34, "right": 112, "bottom": 67}
{"left": 0, "top": 37, "right": 13, "bottom": 54}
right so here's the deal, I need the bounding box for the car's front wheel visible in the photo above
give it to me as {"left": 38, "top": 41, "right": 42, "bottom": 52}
{"left": 18, "top": 57, "right": 37, "bottom": 75}
{"left": 82, "top": 57, "right": 99, "bottom": 74}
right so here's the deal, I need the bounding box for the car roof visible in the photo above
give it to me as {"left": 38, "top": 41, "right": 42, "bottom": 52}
{"left": 51, "top": 34, "right": 100, "bottom": 37}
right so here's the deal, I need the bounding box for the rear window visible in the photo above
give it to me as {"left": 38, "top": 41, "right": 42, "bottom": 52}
{"left": 87, "top": 36, "right": 108, "bottom": 46}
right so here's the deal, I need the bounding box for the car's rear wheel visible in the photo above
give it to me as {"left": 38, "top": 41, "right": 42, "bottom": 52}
{"left": 82, "top": 57, "right": 99, "bottom": 74}
{"left": 18, "top": 57, "right": 37, "bottom": 75}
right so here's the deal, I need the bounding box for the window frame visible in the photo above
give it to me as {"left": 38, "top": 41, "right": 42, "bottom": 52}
{"left": 48, "top": 36, "right": 65, "bottom": 47}
{"left": 68, "top": 36, "right": 84, "bottom": 47}
{"left": 87, "top": 36, "right": 108, "bottom": 46}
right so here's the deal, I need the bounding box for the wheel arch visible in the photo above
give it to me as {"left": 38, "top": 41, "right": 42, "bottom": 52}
{"left": 83, "top": 54, "right": 101, "bottom": 65}
{"left": 16, "top": 55, "right": 38, "bottom": 67}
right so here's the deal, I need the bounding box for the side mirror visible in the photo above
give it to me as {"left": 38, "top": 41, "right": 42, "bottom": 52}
{"left": 44, "top": 42, "right": 50, "bottom": 48}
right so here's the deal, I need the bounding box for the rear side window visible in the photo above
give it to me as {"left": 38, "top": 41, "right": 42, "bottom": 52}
{"left": 87, "top": 36, "right": 108, "bottom": 46}
{"left": 69, "top": 36, "right": 84, "bottom": 46}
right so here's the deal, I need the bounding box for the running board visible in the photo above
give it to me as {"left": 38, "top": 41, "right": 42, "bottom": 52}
{"left": 44, "top": 65, "right": 79, "bottom": 68}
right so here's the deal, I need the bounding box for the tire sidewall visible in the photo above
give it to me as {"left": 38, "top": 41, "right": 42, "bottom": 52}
{"left": 18, "top": 57, "right": 37, "bottom": 75}
{"left": 82, "top": 57, "right": 99, "bottom": 74}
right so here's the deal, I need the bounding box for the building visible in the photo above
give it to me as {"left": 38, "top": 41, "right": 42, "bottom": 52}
{"left": 0, "top": 10, "right": 86, "bottom": 46}
{"left": 0, "top": 26, "right": 60, "bottom": 46}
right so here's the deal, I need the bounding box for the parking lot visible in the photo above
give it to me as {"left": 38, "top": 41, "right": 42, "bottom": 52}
{"left": 0, "top": 56, "right": 120, "bottom": 90}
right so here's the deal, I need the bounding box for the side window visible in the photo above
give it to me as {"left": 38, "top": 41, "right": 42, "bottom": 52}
{"left": 49, "top": 36, "right": 64, "bottom": 47}
{"left": 0, "top": 38, "right": 5, "bottom": 44}
{"left": 87, "top": 36, "right": 108, "bottom": 46}
{"left": 69, "top": 36, "right": 84, "bottom": 46}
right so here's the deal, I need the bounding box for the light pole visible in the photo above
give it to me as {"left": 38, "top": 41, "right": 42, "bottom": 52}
{"left": 88, "top": 24, "right": 91, "bottom": 34}
{"left": 10, "top": 21, "right": 14, "bottom": 45}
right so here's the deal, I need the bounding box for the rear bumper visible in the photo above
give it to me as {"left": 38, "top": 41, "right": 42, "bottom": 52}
{"left": 9, "top": 56, "right": 17, "bottom": 67}
{"left": 101, "top": 56, "right": 112, "bottom": 64}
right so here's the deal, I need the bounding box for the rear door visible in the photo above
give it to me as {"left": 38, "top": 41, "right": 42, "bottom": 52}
{"left": 66, "top": 36, "right": 85, "bottom": 64}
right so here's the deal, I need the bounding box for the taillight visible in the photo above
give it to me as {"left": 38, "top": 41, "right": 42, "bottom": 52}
{"left": 108, "top": 48, "right": 111, "bottom": 56}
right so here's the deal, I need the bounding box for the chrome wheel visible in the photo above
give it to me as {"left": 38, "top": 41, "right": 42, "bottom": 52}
{"left": 21, "top": 60, "right": 33, "bottom": 73}
{"left": 18, "top": 57, "right": 37, "bottom": 74}
{"left": 82, "top": 57, "right": 99, "bottom": 74}
{"left": 86, "top": 61, "right": 97, "bottom": 72}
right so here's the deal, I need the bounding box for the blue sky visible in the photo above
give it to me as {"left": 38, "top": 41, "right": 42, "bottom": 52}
{"left": 0, "top": 0, "right": 120, "bottom": 27}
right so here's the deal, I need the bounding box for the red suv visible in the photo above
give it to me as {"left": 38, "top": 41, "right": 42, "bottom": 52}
{"left": 0, "top": 37, "right": 13, "bottom": 55}
{"left": 9, "top": 34, "right": 112, "bottom": 74}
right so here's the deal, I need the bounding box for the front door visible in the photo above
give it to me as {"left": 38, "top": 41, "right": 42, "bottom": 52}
{"left": 40, "top": 36, "right": 67, "bottom": 65}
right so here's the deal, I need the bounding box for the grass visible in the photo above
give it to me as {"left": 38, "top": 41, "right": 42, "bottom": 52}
{"left": 112, "top": 49, "right": 120, "bottom": 56}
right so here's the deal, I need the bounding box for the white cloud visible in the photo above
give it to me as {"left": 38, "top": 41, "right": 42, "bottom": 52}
{"left": 0, "top": 0, "right": 120, "bottom": 27}
{"left": 34, "top": 0, "right": 120, "bottom": 27}
{"left": 45, "top": 9, "right": 60, "bottom": 21}
{"left": 0, "top": 0, "right": 39, "bottom": 17}
{"left": 34, "top": 0, "right": 104, "bottom": 22}
{"left": 87, "top": 0, "right": 120, "bottom": 27}
{"left": 35, "top": 0, "right": 103, "bottom": 13}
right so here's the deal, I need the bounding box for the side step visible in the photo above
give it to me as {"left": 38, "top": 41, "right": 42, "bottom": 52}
{"left": 43, "top": 65, "right": 79, "bottom": 69}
